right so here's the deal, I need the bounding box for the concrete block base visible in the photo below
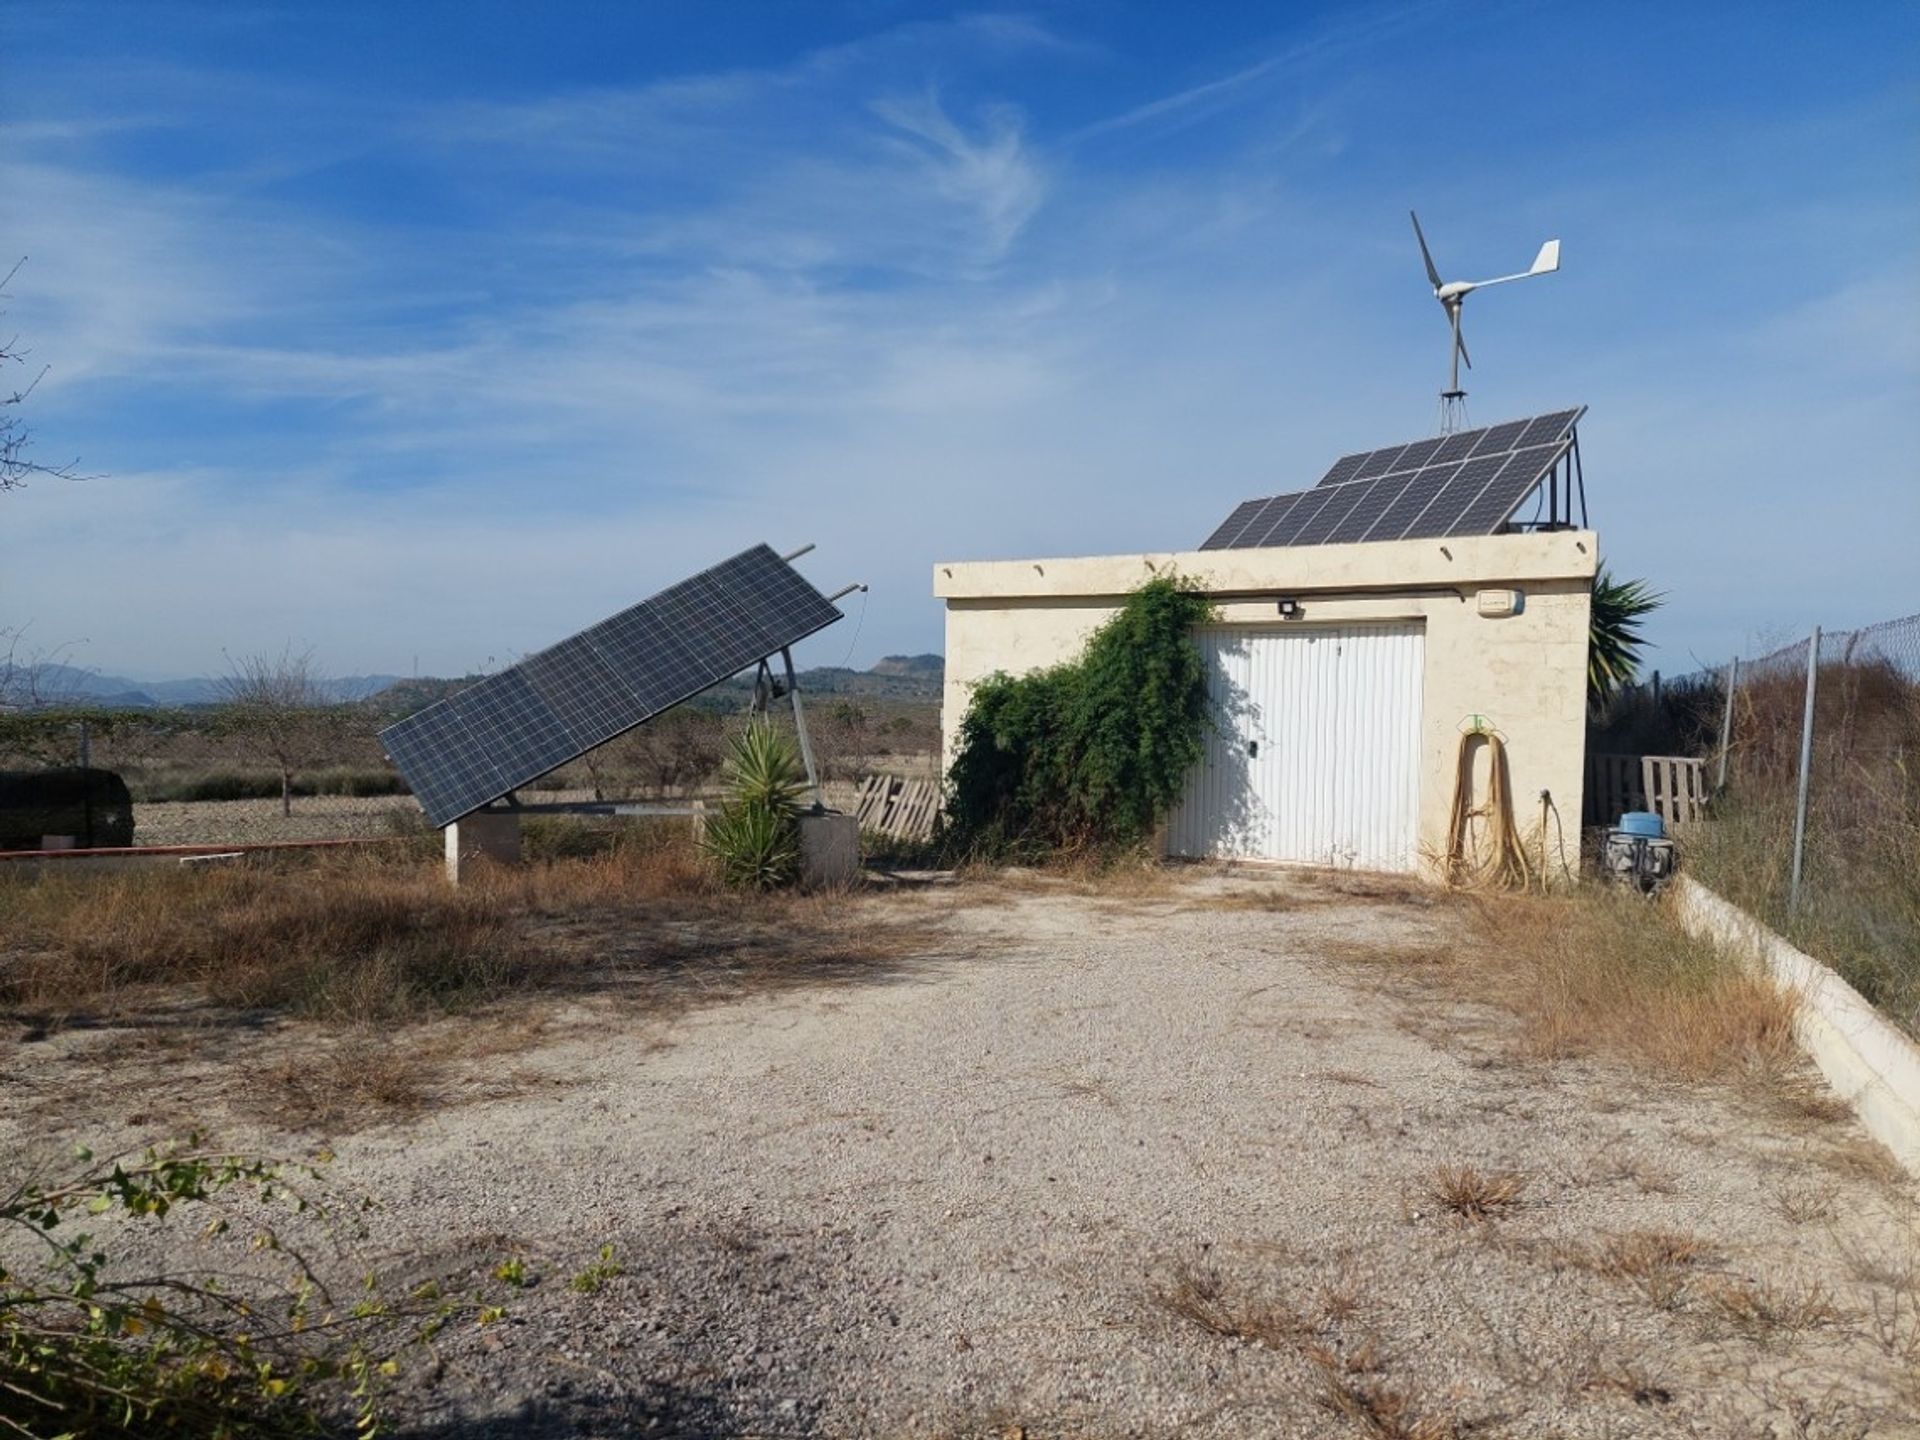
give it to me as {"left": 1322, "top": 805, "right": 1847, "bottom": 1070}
{"left": 798, "top": 813, "right": 859, "bottom": 890}
{"left": 1674, "top": 877, "right": 1920, "bottom": 1178}
{"left": 444, "top": 811, "right": 523, "bottom": 885}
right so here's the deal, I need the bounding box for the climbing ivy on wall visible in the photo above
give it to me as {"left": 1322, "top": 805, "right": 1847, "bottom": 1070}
{"left": 943, "top": 577, "right": 1216, "bottom": 855}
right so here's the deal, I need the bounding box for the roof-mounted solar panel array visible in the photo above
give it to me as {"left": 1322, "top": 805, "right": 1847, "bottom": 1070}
{"left": 380, "top": 544, "right": 843, "bottom": 827}
{"left": 1201, "top": 406, "right": 1584, "bottom": 551}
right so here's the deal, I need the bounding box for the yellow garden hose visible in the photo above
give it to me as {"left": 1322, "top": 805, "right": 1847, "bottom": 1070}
{"left": 1445, "top": 729, "right": 1536, "bottom": 891}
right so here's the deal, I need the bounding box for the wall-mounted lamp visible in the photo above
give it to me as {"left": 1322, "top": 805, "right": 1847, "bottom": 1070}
{"left": 1276, "top": 598, "right": 1302, "bottom": 619}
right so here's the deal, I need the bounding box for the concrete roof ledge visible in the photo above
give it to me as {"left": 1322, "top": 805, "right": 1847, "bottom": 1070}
{"left": 932, "top": 530, "right": 1599, "bottom": 600}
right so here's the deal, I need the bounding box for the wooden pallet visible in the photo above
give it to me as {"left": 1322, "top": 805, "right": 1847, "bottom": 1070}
{"left": 1585, "top": 752, "right": 1711, "bottom": 827}
{"left": 851, "top": 773, "right": 942, "bottom": 842}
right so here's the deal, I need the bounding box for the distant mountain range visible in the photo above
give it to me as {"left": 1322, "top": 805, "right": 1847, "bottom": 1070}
{"left": 18, "top": 665, "right": 406, "bottom": 709}
{"left": 17, "top": 654, "right": 944, "bottom": 712}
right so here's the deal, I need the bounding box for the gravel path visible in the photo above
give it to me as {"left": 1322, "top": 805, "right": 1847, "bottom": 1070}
{"left": 7, "top": 871, "right": 1917, "bottom": 1437}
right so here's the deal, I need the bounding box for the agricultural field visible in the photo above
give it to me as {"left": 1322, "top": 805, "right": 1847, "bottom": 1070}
{"left": 3, "top": 847, "right": 1915, "bottom": 1438}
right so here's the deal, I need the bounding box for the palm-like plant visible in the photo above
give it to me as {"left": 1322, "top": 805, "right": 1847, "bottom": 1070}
{"left": 702, "top": 722, "right": 806, "bottom": 890}
{"left": 1589, "top": 567, "right": 1662, "bottom": 709}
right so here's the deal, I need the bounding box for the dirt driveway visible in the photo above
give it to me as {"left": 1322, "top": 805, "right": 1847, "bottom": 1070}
{"left": 7, "top": 870, "right": 1917, "bottom": 1437}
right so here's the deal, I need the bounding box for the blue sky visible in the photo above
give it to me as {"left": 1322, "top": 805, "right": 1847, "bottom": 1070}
{"left": 4, "top": 0, "right": 1915, "bottom": 681}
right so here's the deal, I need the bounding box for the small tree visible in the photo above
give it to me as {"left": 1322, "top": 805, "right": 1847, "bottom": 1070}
{"left": 217, "top": 646, "right": 345, "bottom": 816}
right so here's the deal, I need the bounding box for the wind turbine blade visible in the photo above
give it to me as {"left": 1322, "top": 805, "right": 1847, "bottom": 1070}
{"left": 1457, "top": 328, "right": 1472, "bottom": 371}
{"left": 1410, "top": 210, "right": 1442, "bottom": 291}
{"left": 1466, "top": 238, "right": 1564, "bottom": 289}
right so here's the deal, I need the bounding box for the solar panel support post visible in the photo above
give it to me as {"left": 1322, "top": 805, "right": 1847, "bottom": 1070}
{"left": 780, "top": 647, "right": 823, "bottom": 811}
{"left": 1572, "top": 430, "right": 1588, "bottom": 527}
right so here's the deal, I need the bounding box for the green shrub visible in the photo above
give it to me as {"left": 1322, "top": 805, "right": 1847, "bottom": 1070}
{"left": 0, "top": 1138, "right": 486, "bottom": 1439}
{"left": 702, "top": 723, "right": 804, "bottom": 890}
{"left": 943, "top": 577, "right": 1214, "bottom": 856}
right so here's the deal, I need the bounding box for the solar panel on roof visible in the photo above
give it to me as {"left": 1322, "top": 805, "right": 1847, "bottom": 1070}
{"left": 1196, "top": 406, "right": 1584, "bottom": 551}
{"left": 381, "top": 544, "right": 843, "bottom": 827}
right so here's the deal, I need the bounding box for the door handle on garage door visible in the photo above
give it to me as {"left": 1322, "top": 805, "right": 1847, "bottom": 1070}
{"left": 1247, "top": 740, "right": 1259, "bottom": 758}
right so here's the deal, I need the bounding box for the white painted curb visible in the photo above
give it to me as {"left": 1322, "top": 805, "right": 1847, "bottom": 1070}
{"left": 1672, "top": 877, "right": 1920, "bottom": 1177}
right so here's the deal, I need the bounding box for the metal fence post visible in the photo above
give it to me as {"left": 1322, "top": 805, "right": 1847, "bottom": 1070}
{"left": 1715, "top": 657, "right": 1738, "bottom": 790}
{"left": 1788, "top": 626, "right": 1820, "bottom": 915}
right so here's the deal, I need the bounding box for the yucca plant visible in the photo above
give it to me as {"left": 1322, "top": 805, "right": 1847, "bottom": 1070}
{"left": 1589, "top": 567, "right": 1662, "bottom": 710}
{"left": 702, "top": 722, "right": 806, "bottom": 890}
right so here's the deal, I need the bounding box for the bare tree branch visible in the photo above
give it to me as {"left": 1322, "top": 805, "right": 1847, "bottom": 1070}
{"left": 1, "top": 256, "right": 91, "bottom": 492}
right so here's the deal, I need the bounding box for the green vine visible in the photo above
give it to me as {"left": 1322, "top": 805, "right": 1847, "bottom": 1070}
{"left": 942, "top": 577, "right": 1215, "bottom": 856}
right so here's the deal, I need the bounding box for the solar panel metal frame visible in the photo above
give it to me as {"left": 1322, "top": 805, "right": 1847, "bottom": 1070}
{"left": 1198, "top": 406, "right": 1584, "bottom": 551}
{"left": 380, "top": 544, "right": 843, "bottom": 827}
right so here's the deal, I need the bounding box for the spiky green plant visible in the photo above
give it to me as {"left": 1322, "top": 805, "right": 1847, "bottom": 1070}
{"left": 1589, "top": 567, "right": 1662, "bottom": 709}
{"left": 702, "top": 722, "right": 805, "bottom": 890}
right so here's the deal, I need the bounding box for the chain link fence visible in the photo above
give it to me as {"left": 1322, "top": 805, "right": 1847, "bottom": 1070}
{"left": 1650, "top": 612, "right": 1920, "bottom": 1037}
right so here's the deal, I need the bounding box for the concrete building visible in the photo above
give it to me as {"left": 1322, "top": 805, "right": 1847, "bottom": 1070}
{"left": 934, "top": 529, "right": 1596, "bottom": 878}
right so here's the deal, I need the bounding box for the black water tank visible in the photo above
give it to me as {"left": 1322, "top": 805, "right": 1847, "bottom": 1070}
{"left": 0, "top": 768, "right": 136, "bottom": 850}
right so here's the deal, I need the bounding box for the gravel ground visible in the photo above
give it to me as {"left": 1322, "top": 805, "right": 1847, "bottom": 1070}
{"left": 5, "top": 870, "right": 1916, "bottom": 1438}
{"left": 131, "top": 793, "right": 424, "bottom": 845}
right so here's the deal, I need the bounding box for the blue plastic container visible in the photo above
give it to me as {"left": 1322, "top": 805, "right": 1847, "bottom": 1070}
{"left": 1617, "top": 811, "right": 1667, "bottom": 839}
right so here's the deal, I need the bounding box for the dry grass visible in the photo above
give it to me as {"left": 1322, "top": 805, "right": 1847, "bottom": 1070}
{"left": 1556, "top": 1229, "right": 1711, "bottom": 1311}
{"left": 0, "top": 828, "right": 943, "bottom": 1131}
{"left": 1148, "top": 1265, "right": 1465, "bottom": 1438}
{"left": 1698, "top": 1275, "right": 1841, "bottom": 1339}
{"left": 1310, "top": 1357, "right": 1463, "bottom": 1440}
{"left": 1442, "top": 888, "right": 1800, "bottom": 1081}
{"left": 1147, "top": 1266, "right": 1315, "bottom": 1350}
{"left": 0, "top": 828, "right": 931, "bottom": 1029}
{"left": 1425, "top": 1164, "right": 1527, "bottom": 1221}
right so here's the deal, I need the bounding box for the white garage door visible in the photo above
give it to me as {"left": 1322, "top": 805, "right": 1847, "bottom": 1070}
{"left": 1168, "top": 624, "right": 1425, "bottom": 871}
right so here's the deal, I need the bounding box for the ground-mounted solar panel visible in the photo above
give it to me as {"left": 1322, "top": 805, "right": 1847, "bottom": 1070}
{"left": 1200, "top": 406, "right": 1585, "bottom": 550}
{"left": 380, "top": 544, "right": 843, "bottom": 827}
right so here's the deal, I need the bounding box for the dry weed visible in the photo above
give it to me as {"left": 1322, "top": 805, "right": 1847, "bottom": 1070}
{"left": 1773, "top": 1182, "right": 1840, "bottom": 1224}
{"left": 1363, "top": 887, "right": 1803, "bottom": 1082}
{"left": 1699, "top": 1275, "right": 1842, "bottom": 1339}
{"left": 1425, "top": 1164, "right": 1527, "bottom": 1220}
{"left": 1, "top": 839, "right": 942, "bottom": 1131}
{"left": 1307, "top": 1344, "right": 1463, "bottom": 1440}
{"left": 1593, "top": 1230, "right": 1708, "bottom": 1311}
{"left": 1148, "top": 1266, "right": 1314, "bottom": 1350}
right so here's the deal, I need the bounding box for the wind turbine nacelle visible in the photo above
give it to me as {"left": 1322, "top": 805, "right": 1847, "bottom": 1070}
{"left": 1436, "top": 280, "right": 1476, "bottom": 301}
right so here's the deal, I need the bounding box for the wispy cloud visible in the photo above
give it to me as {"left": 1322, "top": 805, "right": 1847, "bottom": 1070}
{"left": 2, "top": 3, "right": 1915, "bottom": 679}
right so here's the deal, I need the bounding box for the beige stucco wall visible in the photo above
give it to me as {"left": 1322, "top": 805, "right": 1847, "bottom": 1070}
{"left": 933, "top": 530, "right": 1597, "bottom": 879}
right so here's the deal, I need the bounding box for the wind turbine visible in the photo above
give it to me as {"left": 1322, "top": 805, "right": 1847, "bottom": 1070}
{"left": 1410, "top": 211, "right": 1560, "bottom": 431}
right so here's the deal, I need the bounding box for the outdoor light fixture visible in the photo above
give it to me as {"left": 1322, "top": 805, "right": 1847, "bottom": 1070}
{"left": 1276, "top": 598, "right": 1301, "bottom": 618}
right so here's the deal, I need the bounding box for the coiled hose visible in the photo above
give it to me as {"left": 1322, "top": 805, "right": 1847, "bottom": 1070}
{"left": 1445, "top": 729, "right": 1536, "bottom": 891}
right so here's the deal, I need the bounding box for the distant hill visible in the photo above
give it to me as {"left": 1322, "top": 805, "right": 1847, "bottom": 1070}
{"left": 869, "top": 653, "right": 943, "bottom": 678}
{"left": 15, "top": 665, "right": 408, "bottom": 709}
